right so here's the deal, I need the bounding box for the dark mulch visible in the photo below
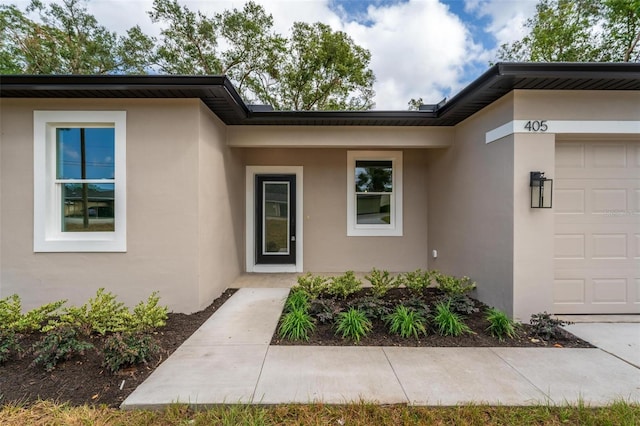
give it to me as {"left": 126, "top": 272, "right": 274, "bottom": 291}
{"left": 0, "top": 289, "right": 236, "bottom": 408}
{"left": 271, "top": 288, "right": 593, "bottom": 349}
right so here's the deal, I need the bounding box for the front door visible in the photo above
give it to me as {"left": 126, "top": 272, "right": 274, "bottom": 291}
{"left": 256, "top": 174, "right": 296, "bottom": 265}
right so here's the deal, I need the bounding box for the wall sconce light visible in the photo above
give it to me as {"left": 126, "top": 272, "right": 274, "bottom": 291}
{"left": 530, "top": 171, "right": 553, "bottom": 208}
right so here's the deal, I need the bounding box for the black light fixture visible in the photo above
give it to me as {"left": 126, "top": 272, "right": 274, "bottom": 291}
{"left": 530, "top": 171, "right": 553, "bottom": 208}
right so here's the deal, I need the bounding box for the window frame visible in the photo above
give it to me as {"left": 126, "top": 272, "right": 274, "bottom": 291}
{"left": 347, "top": 150, "right": 403, "bottom": 237}
{"left": 34, "top": 111, "right": 127, "bottom": 252}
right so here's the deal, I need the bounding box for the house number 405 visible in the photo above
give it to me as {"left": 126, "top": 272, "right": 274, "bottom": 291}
{"left": 524, "top": 120, "right": 548, "bottom": 132}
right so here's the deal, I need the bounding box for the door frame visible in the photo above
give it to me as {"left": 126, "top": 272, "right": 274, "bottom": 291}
{"left": 246, "top": 166, "right": 303, "bottom": 273}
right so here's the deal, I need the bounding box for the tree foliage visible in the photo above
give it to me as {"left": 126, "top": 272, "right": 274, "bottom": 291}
{"left": 497, "top": 0, "right": 640, "bottom": 62}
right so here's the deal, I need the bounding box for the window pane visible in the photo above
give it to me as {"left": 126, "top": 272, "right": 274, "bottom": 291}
{"left": 356, "top": 194, "right": 391, "bottom": 224}
{"left": 355, "top": 160, "right": 392, "bottom": 192}
{"left": 62, "top": 183, "right": 115, "bottom": 232}
{"left": 264, "top": 182, "right": 289, "bottom": 254}
{"left": 56, "top": 128, "right": 115, "bottom": 179}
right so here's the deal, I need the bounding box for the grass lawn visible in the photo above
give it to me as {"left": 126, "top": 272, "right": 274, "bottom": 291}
{"left": 1, "top": 401, "right": 638, "bottom": 425}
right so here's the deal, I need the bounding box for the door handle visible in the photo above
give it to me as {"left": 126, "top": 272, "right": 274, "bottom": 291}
{"left": 291, "top": 236, "right": 296, "bottom": 242}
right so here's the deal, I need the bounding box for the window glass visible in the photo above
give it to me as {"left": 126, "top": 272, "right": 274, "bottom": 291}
{"left": 355, "top": 160, "right": 392, "bottom": 192}
{"left": 56, "top": 128, "right": 115, "bottom": 179}
{"left": 62, "top": 183, "right": 115, "bottom": 232}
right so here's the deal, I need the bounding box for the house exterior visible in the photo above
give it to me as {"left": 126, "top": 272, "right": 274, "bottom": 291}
{"left": 1, "top": 63, "right": 639, "bottom": 321}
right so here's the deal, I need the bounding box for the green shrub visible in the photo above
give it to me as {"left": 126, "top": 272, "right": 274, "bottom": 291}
{"left": 335, "top": 308, "right": 371, "bottom": 343}
{"left": 432, "top": 301, "right": 472, "bottom": 337}
{"left": 284, "top": 290, "right": 310, "bottom": 313}
{"left": 486, "top": 308, "right": 518, "bottom": 341}
{"left": 365, "top": 268, "right": 397, "bottom": 298}
{"left": 0, "top": 295, "right": 66, "bottom": 333}
{"left": 129, "top": 292, "right": 168, "bottom": 332}
{"left": 385, "top": 305, "right": 427, "bottom": 339}
{"left": 530, "top": 312, "right": 572, "bottom": 340}
{"left": 435, "top": 274, "right": 476, "bottom": 297}
{"left": 294, "top": 273, "right": 330, "bottom": 298}
{"left": 102, "top": 332, "right": 160, "bottom": 373}
{"left": 350, "top": 295, "right": 392, "bottom": 320}
{"left": 441, "top": 294, "right": 479, "bottom": 315}
{"left": 309, "top": 298, "right": 340, "bottom": 324}
{"left": 402, "top": 296, "right": 431, "bottom": 318}
{"left": 0, "top": 330, "right": 22, "bottom": 365}
{"left": 57, "top": 289, "right": 128, "bottom": 335}
{"left": 327, "top": 271, "right": 362, "bottom": 300}
{"left": 278, "top": 308, "right": 315, "bottom": 341}
{"left": 31, "top": 326, "right": 94, "bottom": 372}
{"left": 397, "top": 269, "right": 433, "bottom": 294}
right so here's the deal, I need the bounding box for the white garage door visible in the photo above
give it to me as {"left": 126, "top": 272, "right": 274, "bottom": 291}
{"left": 554, "top": 140, "right": 640, "bottom": 314}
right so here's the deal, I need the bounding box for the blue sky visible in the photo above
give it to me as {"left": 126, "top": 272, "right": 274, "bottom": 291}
{"left": 15, "top": 0, "right": 537, "bottom": 109}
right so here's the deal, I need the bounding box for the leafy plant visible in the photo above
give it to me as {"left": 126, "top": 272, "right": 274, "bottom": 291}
{"left": 530, "top": 312, "right": 572, "bottom": 340}
{"left": 365, "top": 268, "right": 397, "bottom": 298}
{"left": 486, "top": 308, "right": 518, "bottom": 341}
{"left": 31, "top": 326, "right": 94, "bottom": 372}
{"left": 0, "top": 295, "right": 66, "bottom": 333}
{"left": 385, "top": 305, "right": 427, "bottom": 339}
{"left": 0, "top": 330, "right": 22, "bottom": 365}
{"left": 102, "top": 332, "right": 160, "bottom": 373}
{"left": 129, "top": 292, "right": 168, "bottom": 332}
{"left": 327, "top": 271, "right": 362, "bottom": 300}
{"left": 284, "top": 289, "right": 310, "bottom": 313}
{"left": 435, "top": 274, "right": 476, "bottom": 297}
{"left": 0, "top": 295, "right": 22, "bottom": 330}
{"left": 432, "top": 301, "right": 472, "bottom": 337}
{"left": 57, "top": 288, "right": 129, "bottom": 335}
{"left": 350, "top": 296, "right": 392, "bottom": 320}
{"left": 278, "top": 308, "right": 315, "bottom": 341}
{"left": 309, "top": 298, "right": 341, "bottom": 324}
{"left": 440, "top": 294, "right": 479, "bottom": 315}
{"left": 402, "top": 296, "right": 431, "bottom": 318}
{"left": 294, "top": 273, "right": 330, "bottom": 299}
{"left": 334, "top": 308, "right": 371, "bottom": 343}
{"left": 397, "top": 269, "right": 433, "bottom": 294}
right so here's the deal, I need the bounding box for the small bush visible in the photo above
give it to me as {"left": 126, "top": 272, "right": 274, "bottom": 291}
{"left": 129, "top": 292, "right": 168, "bottom": 332}
{"left": 327, "top": 271, "right": 362, "bottom": 300}
{"left": 435, "top": 274, "right": 476, "bottom": 297}
{"left": 102, "top": 332, "right": 160, "bottom": 373}
{"left": 284, "top": 290, "right": 310, "bottom": 313}
{"left": 294, "top": 273, "right": 330, "bottom": 298}
{"left": 278, "top": 308, "right": 315, "bottom": 341}
{"left": 402, "top": 296, "right": 431, "bottom": 318}
{"left": 0, "top": 295, "right": 66, "bottom": 333}
{"left": 58, "top": 289, "right": 129, "bottom": 335}
{"left": 530, "top": 312, "right": 572, "bottom": 340}
{"left": 0, "top": 330, "right": 22, "bottom": 365}
{"left": 441, "top": 294, "right": 479, "bottom": 315}
{"left": 486, "top": 308, "right": 518, "bottom": 341}
{"left": 365, "top": 268, "right": 398, "bottom": 298}
{"left": 31, "top": 326, "right": 94, "bottom": 372}
{"left": 432, "top": 301, "right": 472, "bottom": 337}
{"left": 0, "top": 295, "right": 22, "bottom": 330}
{"left": 385, "top": 305, "right": 427, "bottom": 339}
{"left": 350, "top": 296, "right": 392, "bottom": 320}
{"left": 309, "top": 298, "right": 340, "bottom": 324}
{"left": 335, "top": 308, "right": 371, "bottom": 343}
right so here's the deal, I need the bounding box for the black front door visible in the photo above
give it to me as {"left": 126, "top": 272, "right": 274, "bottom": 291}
{"left": 256, "top": 174, "right": 296, "bottom": 265}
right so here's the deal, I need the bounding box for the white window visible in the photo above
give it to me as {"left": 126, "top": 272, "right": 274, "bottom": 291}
{"left": 347, "top": 151, "right": 402, "bottom": 236}
{"left": 34, "top": 111, "right": 126, "bottom": 252}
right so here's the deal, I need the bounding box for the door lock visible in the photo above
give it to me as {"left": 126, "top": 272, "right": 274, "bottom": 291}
{"left": 291, "top": 236, "right": 296, "bottom": 242}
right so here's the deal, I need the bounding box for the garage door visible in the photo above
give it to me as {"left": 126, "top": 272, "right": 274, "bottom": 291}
{"left": 554, "top": 140, "right": 640, "bottom": 314}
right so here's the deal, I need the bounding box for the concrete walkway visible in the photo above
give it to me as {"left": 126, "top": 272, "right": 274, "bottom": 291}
{"left": 122, "top": 288, "right": 640, "bottom": 409}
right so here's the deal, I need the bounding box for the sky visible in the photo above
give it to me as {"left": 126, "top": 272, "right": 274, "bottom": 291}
{"left": 14, "top": 0, "right": 539, "bottom": 109}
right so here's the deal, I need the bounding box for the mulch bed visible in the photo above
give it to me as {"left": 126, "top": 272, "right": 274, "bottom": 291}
{"left": 271, "top": 288, "right": 593, "bottom": 349}
{"left": 0, "top": 289, "right": 236, "bottom": 408}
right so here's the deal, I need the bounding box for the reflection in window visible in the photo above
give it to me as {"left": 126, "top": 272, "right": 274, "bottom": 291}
{"left": 56, "top": 128, "right": 115, "bottom": 232}
{"left": 355, "top": 160, "right": 393, "bottom": 224}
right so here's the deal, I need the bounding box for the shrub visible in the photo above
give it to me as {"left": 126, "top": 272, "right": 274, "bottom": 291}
{"left": 432, "top": 301, "right": 472, "bottom": 337}
{"left": 294, "top": 273, "right": 330, "bottom": 298}
{"left": 102, "top": 332, "right": 160, "bottom": 373}
{"left": 335, "top": 308, "right": 371, "bottom": 343}
{"left": 58, "top": 288, "right": 129, "bottom": 335}
{"left": 0, "top": 330, "right": 22, "bottom": 365}
{"left": 440, "top": 294, "right": 479, "bottom": 315}
{"left": 397, "top": 269, "right": 433, "bottom": 294}
{"left": 284, "top": 290, "right": 310, "bottom": 313}
{"left": 350, "top": 295, "right": 392, "bottom": 320}
{"left": 365, "top": 268, "right": 398, "bottom": 298}
{"left": 530, "top": 312, "right": 572, "bottom": 340}
{"left": 486, "top": 308, "right": 518, "bottom": 341}
{"left": 0, "top": 295, "right": 66, "bottom": 333}
{"left": 129, "top": 292, "right": 168, "bottom": 332}
{"left": 435, "top": 274, "right": 476, "bottom": 297}
{"left": 309, "top": 298, "right": 340, "bottom": 324}
{"left": 385, "top": 305, "right": 427, "bottom": 339}
{"left": 402, "top": 296, "right": 431, "bottom": 318}
{"left": 31, "top": 326, "right": 94, "bottom": 372}
{"left": 278, "top": 308, "right": 315, "bottom": 341}
{"left": 327, "top": 271, "right": 362, "bottom": 300}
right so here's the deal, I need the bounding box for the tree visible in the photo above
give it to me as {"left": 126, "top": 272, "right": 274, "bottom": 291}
{"left": 0, "top": 0, "right": 153, "bottom": 74}
{"left": 497, "top": 0, "right": 640, "bottom": 62}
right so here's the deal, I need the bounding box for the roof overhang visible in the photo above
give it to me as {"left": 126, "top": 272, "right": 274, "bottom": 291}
{"left": 2, "top": 63, "right": 639, "bottom": 126}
